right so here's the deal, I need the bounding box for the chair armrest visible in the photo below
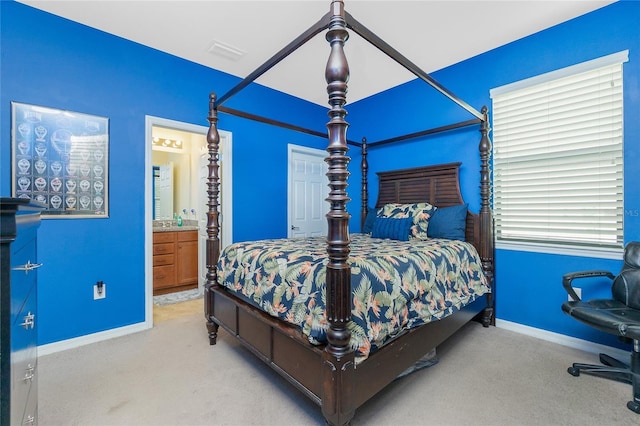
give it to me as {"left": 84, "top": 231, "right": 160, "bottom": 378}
{"left": 562, "top": 270, "right": 615, "bottom": 301}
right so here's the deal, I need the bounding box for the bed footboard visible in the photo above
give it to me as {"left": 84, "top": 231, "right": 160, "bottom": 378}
{"left": 205, "top": 284, "right": 489, "bottom": 415}
{"left": 209, "top": 284, "right": 325, "bottom": 404}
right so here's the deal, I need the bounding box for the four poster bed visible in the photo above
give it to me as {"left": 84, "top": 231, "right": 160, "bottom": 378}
{"left": 203, "top": 2, "right": 494, "bottom": 425}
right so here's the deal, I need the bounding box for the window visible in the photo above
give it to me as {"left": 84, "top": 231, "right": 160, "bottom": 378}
{"left": 490, "top": 51, "right": 627, "bottom": 253}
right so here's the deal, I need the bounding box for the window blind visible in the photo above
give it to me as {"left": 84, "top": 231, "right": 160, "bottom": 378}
{"left": 491, "top": 53, "right": 626, "bottom": 249}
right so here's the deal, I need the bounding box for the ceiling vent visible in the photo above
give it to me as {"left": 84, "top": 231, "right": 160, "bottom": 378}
{"left": 207, "top": 40, "right": 246, "bottom": 61}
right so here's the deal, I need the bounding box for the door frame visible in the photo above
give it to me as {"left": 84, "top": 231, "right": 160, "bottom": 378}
{"left": 144, "top": 116, "right": 232, "bottom": 328}
{"left": 287, "top": 144, "right": 328, "bottom": 238}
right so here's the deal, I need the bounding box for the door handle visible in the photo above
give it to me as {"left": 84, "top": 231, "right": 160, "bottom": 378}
{"left": 291, "top": 225, "right": 300, "bottom": 230}
{"left": 12, "top": 260, "right": 43, "bottom": 274}
{"left": 21, "top": 312, "right": 35, "bottom": 330}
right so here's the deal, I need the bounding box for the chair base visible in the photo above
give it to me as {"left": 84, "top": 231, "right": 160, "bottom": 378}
{"left": 567, "top": 349, "right": 640, "bottom": 414}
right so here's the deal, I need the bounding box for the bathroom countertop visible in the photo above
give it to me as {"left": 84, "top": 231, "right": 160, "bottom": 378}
{"left": 153, "top": 225, "right": 199, "bottom": 232}
{"left": 153, "top": 219, "right": 198, "bottom": 232}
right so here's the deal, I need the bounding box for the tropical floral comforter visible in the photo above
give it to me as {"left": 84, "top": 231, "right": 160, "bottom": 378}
{"left": 217, "top": 234, "right": 490, "bottom": 362}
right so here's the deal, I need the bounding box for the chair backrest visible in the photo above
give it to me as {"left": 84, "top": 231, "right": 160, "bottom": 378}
{"left": 612, "top": 241, "right": 640, "bottom": 309}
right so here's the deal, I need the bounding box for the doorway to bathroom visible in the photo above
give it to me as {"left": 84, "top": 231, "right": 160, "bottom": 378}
{"left": 145, "top": 116, "right": 232, "bottom": 327}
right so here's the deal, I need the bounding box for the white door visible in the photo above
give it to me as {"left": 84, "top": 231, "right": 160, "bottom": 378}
{"left": 157, "top": 162, "right": 173, "bottom": 220}
{"left": 288, "top": 145, "right": 328, "bottom": 238}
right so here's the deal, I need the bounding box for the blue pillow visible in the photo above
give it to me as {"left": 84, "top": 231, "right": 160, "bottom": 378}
{"left": 427, "top": 203, "right": 468, "bottom": 241}
{"left": 362, "top": 206, "right": 378, "bottom": 234}
{"left": 371, "top": 217, "right": 413, "bottom": 241}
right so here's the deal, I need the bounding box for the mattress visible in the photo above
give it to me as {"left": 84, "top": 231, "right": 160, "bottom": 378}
{"left": 217, "top": 234, "right": 490, "bottom": 361}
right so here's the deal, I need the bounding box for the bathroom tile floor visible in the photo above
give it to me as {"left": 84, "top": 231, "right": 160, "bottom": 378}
{"left": 153, "top": 288, "right": 201, "bottom": 306}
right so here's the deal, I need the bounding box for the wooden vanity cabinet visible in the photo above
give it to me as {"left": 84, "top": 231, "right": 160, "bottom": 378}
{"left": 153, "top": 232, "right": 177, "bottom": 294}
{"left": 176, "top": 231, "right": 198, "bottom": 286}
{"left": 153, "top": 230, "right": 198, "bottom": 295}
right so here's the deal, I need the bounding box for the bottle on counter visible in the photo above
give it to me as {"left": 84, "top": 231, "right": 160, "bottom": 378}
{"left": 177, "top": 215, "right": 182, "bottom": 227}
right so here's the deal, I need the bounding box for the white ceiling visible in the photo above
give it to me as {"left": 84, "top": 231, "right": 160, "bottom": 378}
{"left": 18, "top": 0, "right": 615, "bottom": 106}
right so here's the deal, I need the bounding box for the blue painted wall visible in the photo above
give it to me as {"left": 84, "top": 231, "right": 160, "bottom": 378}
{"left": 1, "top": 2, "right": 327, "bottom": 345}
{"left": 2, "top": 1, "right": 638, "bottom": 350}
{"left": 348, "top": 1, "right": 640, "bottom": 349}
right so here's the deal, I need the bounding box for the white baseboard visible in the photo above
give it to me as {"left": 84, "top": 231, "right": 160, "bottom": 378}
{"left": 495, "top": 319, "right": 630, "bottom": 361}
{"left": 37, "top": 318, "right": 631, "bottom": 360}
{"left": 38, "top": 321, "right": 151, "bottom": 357}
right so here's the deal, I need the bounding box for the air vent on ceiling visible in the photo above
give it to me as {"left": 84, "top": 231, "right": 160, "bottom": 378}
{"left": 207, "top": 40, "right": 246, "bottom": 61}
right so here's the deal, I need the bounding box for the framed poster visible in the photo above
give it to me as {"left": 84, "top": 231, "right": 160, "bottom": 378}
{"left": 11, "top": 102, "right": 109, "bottom": 218}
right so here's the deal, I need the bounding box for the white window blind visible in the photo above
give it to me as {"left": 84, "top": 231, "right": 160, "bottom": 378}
{"left": 491, "top": 52, "right": 627, "bottom": 250}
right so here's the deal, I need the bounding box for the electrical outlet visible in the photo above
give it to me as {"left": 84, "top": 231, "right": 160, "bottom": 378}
{"left": 569, "top": 287, "right": 582, "bottom": 301}
{"left": 94, "top": 283, "right": 106, "bottom": 300}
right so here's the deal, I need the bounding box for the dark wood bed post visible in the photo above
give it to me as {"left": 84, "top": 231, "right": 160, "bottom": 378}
{"left": 323, "top": 1, "right": 354, "bottom": 425}
{"left": 479, "top": 106, "right": 495, "bottom": 327}
{"left": 205, "top": 92, "right": 221, "bottom": 344}
{"left": 360, "top": 137, "right": 368, "bottom": 231}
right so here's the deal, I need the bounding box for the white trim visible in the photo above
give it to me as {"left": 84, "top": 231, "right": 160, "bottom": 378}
{"left": 145, "top": 117, "right": 155, "bottom": 330}
{"left": 495, "top": 319, "right": 630, "bottom": 361}
{"left": 490, "top": 50, "right": 629, "bottom": 97}
{"left": 496, "top": 241, "right": 624, "bottom": 260}
{"left": 219, "top": 131, "right": 233, "bottom": 249}
{"left": 38, "top": 322, "right": 149, "bottom": 356}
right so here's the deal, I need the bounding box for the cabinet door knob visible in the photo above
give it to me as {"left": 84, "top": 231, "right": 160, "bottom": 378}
{"left": 291, "top": 225, "right": 300, "bottom": 230}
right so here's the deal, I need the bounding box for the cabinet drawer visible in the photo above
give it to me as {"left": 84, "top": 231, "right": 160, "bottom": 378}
{"left": 153, "top": 265, "right": 176, "bottom": 289}
{"left": 22, "top": 384, "right": 38, "bottom": 426}
{"left": 153, "top": 253, "right": 174, "bottom": 266}
{"left": 177, "top": 230, "right": 198, "bottom": 242}
{"left": 153, "top": 232, "right": 176, "bottom": 244}
{"left": 153, "top": 243, "right": 175, "bottom": 255}
{"left": 11, "top": 292, "right": 37, "bottom": 424}
{"left": 10, "top": 239, "right": 38, "bottom": 325}
{"left": 11, "top": 356, "right": 36, "bottom": 424}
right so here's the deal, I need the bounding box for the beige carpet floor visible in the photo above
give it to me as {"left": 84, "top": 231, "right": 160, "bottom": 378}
{"left": 38, "top": 299, "right": 639, "bottom": 425}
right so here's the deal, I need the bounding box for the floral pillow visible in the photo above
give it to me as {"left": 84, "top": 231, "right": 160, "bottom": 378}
{"left": 380, "top": 202, "right": 436, "bottom": 240}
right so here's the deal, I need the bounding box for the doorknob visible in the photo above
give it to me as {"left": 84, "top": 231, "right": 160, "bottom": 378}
{"left": 291, "top": 225, "right": 300, "bottom": 230}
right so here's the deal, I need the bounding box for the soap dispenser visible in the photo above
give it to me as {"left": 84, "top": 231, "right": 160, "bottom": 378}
{"left": 177, "top": 215, "right": 182, "bottom": 227}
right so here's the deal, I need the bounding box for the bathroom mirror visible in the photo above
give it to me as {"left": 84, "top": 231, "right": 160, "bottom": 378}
{"left": 151, "top": 126, "right": 206, "bottom": 221}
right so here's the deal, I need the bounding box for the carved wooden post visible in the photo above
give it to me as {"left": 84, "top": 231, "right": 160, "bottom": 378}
{"left": 479, "top": 106, "right": 495, "bottom": 327}
{"left": 322, "top": 1, "right": 355, "bottom": 425}
{"left": 360, "top": 137, "right": 368, "bottom": 231}
{"left": 205, "top": 92, "right": 221, "bottom": 344}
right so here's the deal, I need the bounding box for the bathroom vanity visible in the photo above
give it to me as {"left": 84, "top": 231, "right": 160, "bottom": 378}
{"left": 152, "top": 223, "right": 198, "bottom": 295}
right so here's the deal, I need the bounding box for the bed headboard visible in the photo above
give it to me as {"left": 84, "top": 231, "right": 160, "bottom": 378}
{"left": 375, "top": 162, "right": 481, "bottom": 251}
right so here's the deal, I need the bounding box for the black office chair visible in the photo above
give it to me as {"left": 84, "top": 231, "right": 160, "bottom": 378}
{"left": 562, "top": 241, "right": 640, "bottom": 414}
